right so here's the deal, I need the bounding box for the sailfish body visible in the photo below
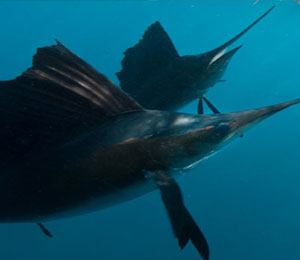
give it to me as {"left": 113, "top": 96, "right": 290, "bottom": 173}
{"left": 0, "top": 40, "right": 299, "bottom": 260}
{"left": 117, "top": 7, "right": 275, "bottom": 111}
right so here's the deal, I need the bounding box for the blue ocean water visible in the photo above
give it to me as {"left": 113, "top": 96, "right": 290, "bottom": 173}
{"left": 0, "top": 1, "right": 299, "bottom": 259}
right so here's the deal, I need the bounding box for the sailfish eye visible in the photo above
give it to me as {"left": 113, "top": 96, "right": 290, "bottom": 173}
{"left": 214, "top": 123, "right": 231, "bottom": 137}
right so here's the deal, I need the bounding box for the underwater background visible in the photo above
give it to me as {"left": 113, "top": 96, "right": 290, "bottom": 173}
{"left": 0, "top": 1, "right": 299, "bottom": 259}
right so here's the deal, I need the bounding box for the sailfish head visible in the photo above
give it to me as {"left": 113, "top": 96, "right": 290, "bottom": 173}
{"left": 190, "top": 6, "right": 274, "bottom": 92}
{"left": 149, "top": 98, "right": 300, "bottom": 170}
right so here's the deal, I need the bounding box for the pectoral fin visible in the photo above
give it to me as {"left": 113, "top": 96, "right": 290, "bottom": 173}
{"left": 202, "top": 96, "right": 220, "bottom": 114}
{"left": 198, "top": 96, "right": 220, "bottom": 115}
{"left": 198, "top": 97, "right": 204, "bottom": 115}
{"left": 37, "top": 223, "right": 53, "bottom": 238}
{"left": 152, "top": 171, "right": 209, "bottom": 260}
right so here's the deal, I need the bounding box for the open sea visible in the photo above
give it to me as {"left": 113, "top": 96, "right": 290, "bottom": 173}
{"left": 0, "top": 1, "right": 299, "bottom": 260}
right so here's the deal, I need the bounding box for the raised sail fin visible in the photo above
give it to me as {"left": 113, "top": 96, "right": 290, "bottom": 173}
{"left": 117, "top": 21, "right": 179, "bottom": 96}
{"left": 0, "top": 41, "right": 143, "bottom": 169}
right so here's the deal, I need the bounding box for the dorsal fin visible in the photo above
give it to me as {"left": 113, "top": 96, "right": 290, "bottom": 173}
{"left": 0, "top": 40, "right": 143, "bottom": 169}
{"left": 117, "top": 21, "right": 179, "bottom": 95}
{"left": 24, "top": 40, "right": 142, "bottom": 116}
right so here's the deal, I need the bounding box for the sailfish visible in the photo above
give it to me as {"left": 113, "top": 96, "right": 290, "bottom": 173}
{"left": 117, "top": 6, "right": 275, "bottom": 114}
{"left": 0, "top": 40, "right": 298, "bottom": 260}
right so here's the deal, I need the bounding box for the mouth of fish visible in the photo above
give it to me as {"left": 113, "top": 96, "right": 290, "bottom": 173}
{"left": 208, "top": 45, "right": 242, "bottom": 68}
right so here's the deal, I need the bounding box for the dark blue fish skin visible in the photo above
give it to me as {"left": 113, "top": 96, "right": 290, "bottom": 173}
{"left": 118, "top": 7, "right": 275, "bottom": 111}
{"left": 0, "top": 98, "right": 298, "bottom": 223}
